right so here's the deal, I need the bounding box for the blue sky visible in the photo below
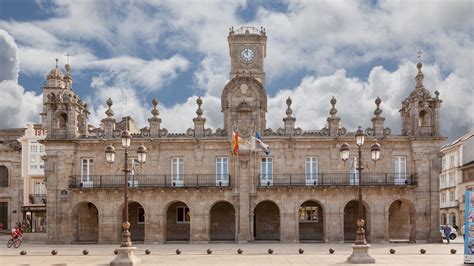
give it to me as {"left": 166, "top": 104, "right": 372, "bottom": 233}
{"left": 0, "top": 0, "right": 472, "bottom": 142}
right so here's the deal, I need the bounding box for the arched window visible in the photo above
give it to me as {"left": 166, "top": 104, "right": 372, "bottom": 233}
{"left": 0, "top": 166, "right": 8, "bottom": 187}
{"left": 419, "top": 110, "right": 431, "bottom": 126}
{"left": 58, "top": 113, "right": 68, "bottom": 128}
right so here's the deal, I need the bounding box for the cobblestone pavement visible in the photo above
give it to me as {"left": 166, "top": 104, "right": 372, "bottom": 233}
{"left": 0, "top": 237, "right": 467, "bottom": 265}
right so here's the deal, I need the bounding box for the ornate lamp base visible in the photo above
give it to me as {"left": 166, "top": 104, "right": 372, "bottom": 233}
{"left": 347, "top": 244, "right": 375, "bottom": 264}
{"left": 110, "top": 247, "right": 141, "bottom": 266}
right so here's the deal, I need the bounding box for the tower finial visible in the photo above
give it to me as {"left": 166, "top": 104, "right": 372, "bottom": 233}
{"left": 416, "top": 49, "right": 423, "bottom": 63}
{"left": 55, "top": 58, "right": 58, "bottom": 68}
{"left": 196, "top": 97, "right": 203, "bottom": 117}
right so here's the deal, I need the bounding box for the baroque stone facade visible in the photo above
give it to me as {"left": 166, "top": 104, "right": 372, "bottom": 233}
{"left": 41, "top": 27, "right": 445, "bottom": 244}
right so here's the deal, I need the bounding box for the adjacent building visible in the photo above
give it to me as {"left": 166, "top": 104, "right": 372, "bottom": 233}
{"left": 0, "top": 128, "right": 24, "bottom": 231}
{"left": 440, "top": 132, "right": 474, "bottom": 226}
{"left": 41, "top": 27, "right": 445, "bottom": 244}
{"left": 18, "top": 124, "right": 47, "bottom": 234}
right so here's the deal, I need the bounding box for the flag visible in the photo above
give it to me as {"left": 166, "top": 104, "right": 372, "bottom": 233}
{"left": 255, "top": 132, "right": 271, "bottom": 155}
{"left": 231, "top": 131, "right": 239, "bottom": 154}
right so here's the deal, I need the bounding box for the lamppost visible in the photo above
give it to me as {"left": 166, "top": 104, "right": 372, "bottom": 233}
{"left": 341, "top": 126, "right": 381, "bottom": 264}
{"left": 106, "top": 129, "right": 147, "bottom": 266}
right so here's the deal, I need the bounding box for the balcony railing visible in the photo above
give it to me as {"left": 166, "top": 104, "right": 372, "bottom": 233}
{"left": 257, "top": 173, "right": 417, "bottom": 187}
{"left": 69, "top": 174, "right": 231, "bottom": 189}
{"left": 440, "top": 200, "right": 458, "bottom": 209}
{"left": 29, "top": 194, "right": 46, "bottom": 204}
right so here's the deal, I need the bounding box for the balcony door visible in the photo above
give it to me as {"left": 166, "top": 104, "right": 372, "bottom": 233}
{"left": 216, "top": 157, "right": 228, "bottom": 186}
{"left": 394, "top": 156, "right": 406, "bottom": 185}
{"left": 171, "top": 158, "right": 184, "bottom": 187}
{"left": 305, "top": 157, "right": 318, "bottom": 186}
{"left": 81, "top": 158, "right": 93, "bottom": 187}
{"left": 260, "top": 157, "right": 273, "bottom": 186}
{"left": 349, "top": 156, "right": 359, "bottom": 185}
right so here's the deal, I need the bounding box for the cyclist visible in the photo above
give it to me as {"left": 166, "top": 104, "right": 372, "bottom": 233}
{"left": 12, "top": 224, "right": 23, "bottom": 239}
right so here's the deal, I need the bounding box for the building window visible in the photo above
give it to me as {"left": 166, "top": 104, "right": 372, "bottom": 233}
{"left": 305, "top": 157, "right": 318, "bottom": 185}
{"left": 450, "top": 155, "right": 455, "bottom": 168}
{"left": 299, "top": 206, "right": 318, "bottom": 222}
{"left": 260, "top": 157, "right": 273, "bottom": 186}
{"left": 29, "top": 142, "right": 45, "bottom": 171}
{"left": 34, "top": 181, "right": 46, "bottom": 195}
{"left": 171, "top": 157, "right": 184, "bottom": 186}
{"left": 215, "top": 157, "right": 228, "bottom": 186}
{"left": 0, "top": 166, "right": 8, "bottom": 187}
{"left": 448, "top": 172, "right": 455, "bottom": 186}
{"left": 440, "top": 174, "right": 446, "bottom": 187}
{"left": 81, "top": 158, "right": 93, "bottom": 187}
{"left": 442, "top": 158, "right": 446, "bottom": 171}
{"left": 349, "top": 156, "right": 359, "bottom": 185}
{"left": 449, "top": 190, "right": 455, "bottom": 202}
{"left": 394, "top": 156, "right": 407, "bottom": 184}
{"left": 441, "top": 192, "right": 446, "bottom": 203}
{"left": 137, "top": 207, "right": 145, "bottom": 224}
{"left": 176, "top": 206, "right": 190, "bottom": 223}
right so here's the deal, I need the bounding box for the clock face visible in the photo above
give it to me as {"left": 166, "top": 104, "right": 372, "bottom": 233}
{"left": 240, "top": 48, "right": 255, "bottom": 62}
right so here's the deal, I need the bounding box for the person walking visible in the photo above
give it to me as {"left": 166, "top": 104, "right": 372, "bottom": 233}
{"left": 461, "top": 224, "right": 466, "bottom": 241}
{"left": 444, "top": 224, "right": 452, "bottom": 244}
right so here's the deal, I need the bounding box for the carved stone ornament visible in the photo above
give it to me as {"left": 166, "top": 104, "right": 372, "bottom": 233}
{"left": 187, "top": 128, "right": 195, "bottom": 137}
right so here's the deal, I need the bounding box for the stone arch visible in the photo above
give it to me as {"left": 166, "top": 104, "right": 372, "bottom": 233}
{"left": 57, "top": 112, "right": 68, "bottom": 129}
{"left": 388, "top": 199, "right": 416, "bottom": 241}
{"left": 343, "top": 200, "right": 370, "bottom": 242}
{"left": 298, "top": 200, "right": 324, "bottom": 242}
{"left": 253, "top": 200, "right": 280, "bottom": 241}
{"left": 115, "top": 201, "right": 147, "bottom": 242}
{"left": 209, "top": 200, "right": 236, "bottom": 241}
{"left": 418, "top": 109, "right": 432, "bottom": 127}
{"left": 71, "top": 201, "right": 99, "bottom": 243}
{"left": 448, "top": 212, "right": 457, "bottom": 226}
{"left": 165, "top": 201, "right": 190, "bottom": 242}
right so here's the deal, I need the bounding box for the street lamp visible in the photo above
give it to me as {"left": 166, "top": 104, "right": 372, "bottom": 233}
{"left": 341, "top": 126, "right": 381, "bottom": 264}
{"left": 106, "top": 129, "right": 147, "bottom": 265}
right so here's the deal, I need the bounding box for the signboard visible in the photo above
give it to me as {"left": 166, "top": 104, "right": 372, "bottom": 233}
{"left": 465, "top": 191, "right": 474, "bottom": 263}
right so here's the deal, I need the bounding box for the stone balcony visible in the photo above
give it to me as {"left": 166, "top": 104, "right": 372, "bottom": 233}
{"left": 257, "top": 173, "right": 417, "bottom": 187}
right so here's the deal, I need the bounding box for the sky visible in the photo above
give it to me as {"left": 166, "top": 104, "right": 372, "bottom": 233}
{"left": 0, "top": 0, "right": 472, "bottom": 142}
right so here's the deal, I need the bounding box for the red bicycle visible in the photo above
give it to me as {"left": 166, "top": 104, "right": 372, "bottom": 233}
{"left": 7, "top": 229, "right": 23, "bottom": 248}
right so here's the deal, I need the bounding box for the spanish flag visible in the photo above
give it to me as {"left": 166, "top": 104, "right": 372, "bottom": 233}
{"left": 231, "top": 130, "right": 239, "bottom": 154}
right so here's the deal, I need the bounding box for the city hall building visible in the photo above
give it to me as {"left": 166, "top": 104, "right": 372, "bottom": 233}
{"left": 41, "top": 27, "right": 445, "bottom": 244}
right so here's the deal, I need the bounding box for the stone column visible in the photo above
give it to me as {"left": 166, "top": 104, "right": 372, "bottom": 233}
{"left": 99, "top": 214, "right": 117, "bottom": 244}
{"left": 238, "top": 158, "right": 252, "bottom": 242}
{"left": 190, "top": 202, "right": 209, "bottom": 243}
{"left": 280, "top": 203, "right": 298, "bottom": 243}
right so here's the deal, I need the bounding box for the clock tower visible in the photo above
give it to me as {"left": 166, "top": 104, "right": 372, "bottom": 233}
{"left": 228, "top": 26, "right": 267, "bottom": 86}
{"left": 222, "top": 27, "right": 268, "bottom": 138}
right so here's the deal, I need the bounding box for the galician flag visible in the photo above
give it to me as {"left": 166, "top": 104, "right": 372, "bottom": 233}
{"left": 255, "top": 132, "right": 271, "bottom": 155}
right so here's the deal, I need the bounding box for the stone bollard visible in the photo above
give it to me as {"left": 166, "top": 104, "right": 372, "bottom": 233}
{"left": 329, "top": 248, "right": 335, "bottom": 254}
{"left": 389, "top": 248, "right": 395, "bottom": 254}
{"left": 82, "top": 249, "right": 89, "bottom": 255}
{"left": 299, "top": 248, "right": 304, "bottom": 254}
{"left": 176, "top": 249, "right": 182, "bottom": 255}
{"left": 268, "top": 248, "right": 273, "bottom": 254}
{"left": 237, "top": 248, "right": 243, "bottom": 254}
{"left": 51, "top": 250, "right": 58, "bottom": 255}
{"left": 420, "top": 249, "right": 426, "bottom": 254}
{"left": 145, "top": 249, "right": 151, "bottom": 255}
{"left": 207, "top": 249, "right": 212, "bottom": 255}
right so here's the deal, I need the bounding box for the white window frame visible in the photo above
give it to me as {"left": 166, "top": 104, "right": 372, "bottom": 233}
{"left": 394, "top": 156, "right": 407, "bottom": 185}
{"left": 81, "top": 158, "right": 94, "bottom": 187}
{"left": 171, "top": 157, "right": 184, "bottom": 187}
{"left": 28, "top": 141, "right": 45, "bottom": 173}
{"left": 449, "top": 190, "right": 455, "bottom": 202}
{"left": 137, "top": 207, "right": 145, "bottom": 224}
{"left": 450, "top": 155, "right": 455, "bottom": 168}
{"left": 305, "top": 156, "right": 318, "bottom": 185}
{"left": 441, "top": 191, "right": 446, "bottom": 203}
{"left": 349, "top": 156, "right": 359, "bottom": 185}
{"left": 34, "top": 181, "right": 46, "bottom": 195}
{"left": 176, "top": 206, "right": 190, "bottom": 223}
{"left": 260, "top": 157, "right": 273, "bottom": 186}
{"left": 215, "top": 157, "right": 228, "bottom": 186}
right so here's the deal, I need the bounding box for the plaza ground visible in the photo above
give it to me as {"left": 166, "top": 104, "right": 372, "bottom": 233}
{"left": 0, "top": 236, "right": 468, "bottom": 265}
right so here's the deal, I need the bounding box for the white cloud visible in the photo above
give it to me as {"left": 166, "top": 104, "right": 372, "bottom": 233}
{"left": 0, "top": 30, "right": 42, "bottom": 128}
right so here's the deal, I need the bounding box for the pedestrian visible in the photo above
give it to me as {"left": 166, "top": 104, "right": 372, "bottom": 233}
{"left": 461, "top": 224, "right": 466, "bottom": 241}
{"left": 443, "top": 224, "right": 451, "bottom": 244}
